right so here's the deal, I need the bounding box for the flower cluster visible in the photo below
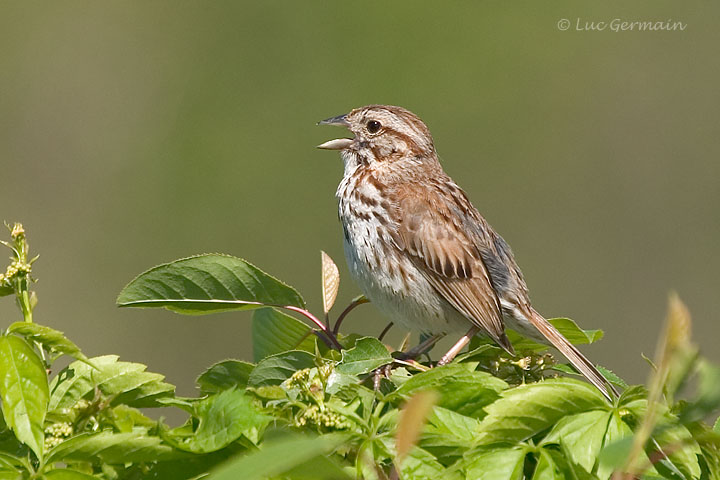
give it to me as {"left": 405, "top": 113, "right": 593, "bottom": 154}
{"left": 488, "top": 351, "right": 556, "bottom": 385}
{"left": 294, "top": 404, "right": 352, "bottom": 430}
{"left": 43, "top": 422, "right": 73, "bottom": 450}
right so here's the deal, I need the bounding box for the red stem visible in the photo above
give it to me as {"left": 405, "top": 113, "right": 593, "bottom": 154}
{"left": 332, "top": 297, "right": 369, "bottom": 335}
{"left": 282, "top": 305, "right": 344, "bottom": 351}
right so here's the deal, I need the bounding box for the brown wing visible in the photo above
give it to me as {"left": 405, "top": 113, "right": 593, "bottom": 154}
{"left": 389, "top": 189, "right": 513, "bottom": 353}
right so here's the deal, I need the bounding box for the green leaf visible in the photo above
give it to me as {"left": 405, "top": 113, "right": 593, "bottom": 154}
{"left": 166, "top": 389, "right": 271, "bottom": 453}
{"left": 284, "top": 454, "right": 354, "bottom": 480}
{"left": 0, "top": 335, "right": 48, "bottom": 460}
{"left": 251, "top": 308, "right": 316, "bottom": 362}
{"left": 49, "top": 355, "right": 174, "bottom": 411}
{"left": 476, "top": 378, "right": 607, "bottom": 446}
{"left": 596, "top": 412, "right": 638, "bottom": 480}
{"left": 116, "top": 254, "right": 305, "bottom": 314}
{"left": 43, "top": 469, "right": 100, "bottom": 479}
{"left": 421, "top": 406, "right": 482, "bottom": 463}
{"left": 397, "top": 391, "right": 438, "bottom": 464}
{"left": 542, "top": 410, "right": 611, "bottom": 473}
{"left": 389, "top": 364, "right": 506, "bottom": 419}
{"left": 426, "top": 406, "right": 481, "bottom": 443}
{"left": 553, "top": 364, "right": 628, "bottom": 389}
{"left": 465, "top": 446, "right": 527, "bottom": 480}
{"left": 0, "top": 284, "right": 13, "bottom": 297}
{"left": 335, "top": 337, "right": 392, "bottom": 376}
{"left": 508, "top": 318, "right": 603, "bottom": 351}
{"left": 532, "top": 449, "right": 564, "bottom": 480}
{"left": 652, "top": 424, "right": 702, "bottom": 480}
{"left": 7, "top": 322, "right": 90, "bottom": 365}
{"left": 197, "top": 360, "right": 254, "bottom": 394}
{"left": 0, "top": 452, "right": 23, "bottom": 473}
{"left": 110, "top": 404, "right": 156, "bottom": 432}
{"left": 137, "top": 448, "right": 241, "bottom": 480}
{"left": 208, "top": 433, "right": 347, "bottom": 480}
{"left": 398, "top": 447, "right": 453, "bottom": 480}
{"left": 547, "top": 447, "right": 598, "bottom": 480}
{"left": 247, "top": 350, "right": 315, "bottom": 387}
{"left": 679, "top": 360, "right": 720, "bottom": 424}
{"left": 46, "top": 429, "right": 180, "bottom": 464}
{"left": 0, "top": 473, "right": 23, "bottom": 480}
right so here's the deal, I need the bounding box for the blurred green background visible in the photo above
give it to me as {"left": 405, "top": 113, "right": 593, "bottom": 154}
{"left": 1, "top": 2, "right": 718, "bottom": 397}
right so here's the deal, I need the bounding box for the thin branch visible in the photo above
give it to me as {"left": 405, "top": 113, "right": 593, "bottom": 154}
{"left": 378, "top": 322, "right": 394, "bottom": 341}
{"left": 332, "top": 296, "right": 369, "bottom": 335}
{"left": 281, "top": 305, "right": 344, "bottom": 351}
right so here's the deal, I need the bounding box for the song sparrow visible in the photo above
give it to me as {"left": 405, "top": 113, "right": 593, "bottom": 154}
{"left": 318, "top": 105, "right": 617, "bottom": 399}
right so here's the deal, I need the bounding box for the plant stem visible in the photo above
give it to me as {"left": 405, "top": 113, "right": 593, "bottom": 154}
{"left": 18, "top": 282, "right": 33, "bottom": 324}
{"left": 281, "top": 305, "right": 344, "bottom": 351}
{"left": 333, "top": 296, "right": 369, "bottom": 335}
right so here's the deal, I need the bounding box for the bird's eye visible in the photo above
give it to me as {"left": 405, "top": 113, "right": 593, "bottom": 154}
{"left": 366, "top": 120, "right": 382, "bottom": 134}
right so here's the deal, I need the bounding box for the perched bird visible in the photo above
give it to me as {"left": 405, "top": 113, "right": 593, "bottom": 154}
{"left": 318, "top": 105, "right": 617, "bottom": 400}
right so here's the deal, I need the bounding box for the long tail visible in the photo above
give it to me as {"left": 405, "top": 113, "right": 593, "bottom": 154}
{"left": 527, "top": 308, "right": 619, "bottom": 401}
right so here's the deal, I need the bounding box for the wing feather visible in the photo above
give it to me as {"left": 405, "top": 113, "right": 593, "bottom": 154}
{"left": 390, "top": 191, "right": 513, "bottom": 353}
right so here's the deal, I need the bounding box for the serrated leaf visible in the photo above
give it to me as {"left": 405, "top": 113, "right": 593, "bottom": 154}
{"left": 336, "top": 337, "right": 392, "bottom": 375}
{"left": 209, "top": 433, "right": 347, "bottom": 480}
{"left": 116, "top": 254, "right": 305, "bottom": 314}
{"left": 7, "top": 322, "right": 90, "bottom": 365}
{"left": 49, "top": 355, "right": 174, "bottom": 411}
{"left": 425, "top": 406, "right": 481, "bottom": 443}
{"left": 652, "top": 424, "right": 702, "bottom": 480}
{"left": 320, "top": 251, "right": 340, "bottom": 315}
{"left": 251, "top": 308, "right": 316, "bottom": 362}
{"left": 398, "top": 447, "right": 454, "bottom": 480}
{"left": 476, "top": 378, "right": 607, "bottom": 446}
{"left": 46, "top": 429, "right": 180, "bottom": 464}
{"left": 389, "top": 364, "right": 507, "bottom": 419}
{"left": 542, "top": 410, "right": 611, "bottom": 472}
{"left": 110, "top": 404, "right": 156, "bottom": 432}
{"left": 197, "top": 360, "right": 254, "bottom": 394}
{"left": 420, "top": 407, "right": 480, "bottom": 464}
{"left": 553, "top": 363, "right": 628, "bottom": 390}
{"left": 166, "top": 389, "right": 271, "bottom": 453}
{"left": 247, "top": 350, "right": 315, "bottom": 387}
{"left": 396, "top": 391, "right": 438, "bottom": 463}
{"left": 0, "top": 335, "right": 48, "bottom": 460}
{"left": 465, "top": 446, "right": 527, "bottom": 480}
{"left": 508, "top": 318, "right": 604, "bottom": 351}
{"left": 597, "top": 412, "right": 648, "bottom": 480}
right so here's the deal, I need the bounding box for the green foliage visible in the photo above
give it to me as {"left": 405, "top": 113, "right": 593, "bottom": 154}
{"left": 0, "top": 224, "right": 719, "bottom": 479}
{"left": 116, "top": 254, "right": 305, "bottom": 314}
{"left": 0, "top": 335, "right": 48, "bottom": 461}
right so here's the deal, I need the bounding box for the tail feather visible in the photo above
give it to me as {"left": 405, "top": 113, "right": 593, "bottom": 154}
{"left": 527, "top": 309, "right": 618, "bottom": 400}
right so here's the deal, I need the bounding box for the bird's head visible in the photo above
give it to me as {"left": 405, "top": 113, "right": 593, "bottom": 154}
{"left": 317, "top": 105, "right": 435, "bottom": 165}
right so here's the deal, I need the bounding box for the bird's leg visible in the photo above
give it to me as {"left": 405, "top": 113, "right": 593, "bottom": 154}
{"left": 395, "top": 332, "right": 446, "bottom": 361}
{"left": 438, "top": 326, "right": 481, "bottom": 366}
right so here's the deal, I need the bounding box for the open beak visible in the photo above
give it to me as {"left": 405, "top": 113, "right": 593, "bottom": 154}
{"left": 317, "top": 113, "right": 354, "bottom": 150}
